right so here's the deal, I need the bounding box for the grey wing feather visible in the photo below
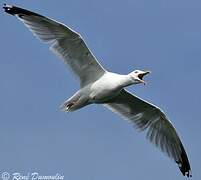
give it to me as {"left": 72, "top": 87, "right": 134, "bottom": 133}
{"left": 104, "top": 89, "right": 191, "bottom": 177}
{"left": 3, "top": 4, "right": 106, "bottom": 87}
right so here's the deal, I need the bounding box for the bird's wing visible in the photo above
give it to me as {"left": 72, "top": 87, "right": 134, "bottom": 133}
{"left": 3, "top": 4, "right": 106, "bottom": 87}
{"left": 103, "top": 89, "right": 191, "bottom": 177}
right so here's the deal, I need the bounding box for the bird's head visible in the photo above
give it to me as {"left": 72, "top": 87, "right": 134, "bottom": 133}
{"left": 129, "top": 70, "right": 151, "bottom": 85}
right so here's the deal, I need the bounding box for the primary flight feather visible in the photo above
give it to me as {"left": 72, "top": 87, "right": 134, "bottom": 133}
{"left": 3, "top": 4, "right": 191, "bottom": 177}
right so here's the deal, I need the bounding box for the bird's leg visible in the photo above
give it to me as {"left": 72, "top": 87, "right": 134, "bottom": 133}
{"left": 60, "top": 91, "right": 88, "bottom": 112}
{"left": 60, "top": 95, "right": 89, "bottom": 112}
{"left": 60, "top": 91, "right": 81, "bottom": 112}
{"left": 65, "top": 102, "right": 75, "bottom": 110}
{"left": 60, "top": 100, "right": 76, "bottom": 112}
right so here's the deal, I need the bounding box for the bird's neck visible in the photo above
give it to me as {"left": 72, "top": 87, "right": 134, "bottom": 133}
{"left": 119, "top": 74, "right": 135, "bottom": 88}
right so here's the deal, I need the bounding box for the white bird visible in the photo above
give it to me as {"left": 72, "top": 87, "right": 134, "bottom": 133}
{"left": 3, "top": 4, "right": 191, "bottom": 177}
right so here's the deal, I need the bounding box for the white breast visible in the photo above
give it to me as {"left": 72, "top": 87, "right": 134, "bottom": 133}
{"left": 88, "top": 72, "right": 123, "bottom": 102}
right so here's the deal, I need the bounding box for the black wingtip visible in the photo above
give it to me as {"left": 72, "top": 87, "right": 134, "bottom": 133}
{"left": 176, "top": 144, "right": 192, "bottom": 178}
{"left": 3, "top": 4, "right": 43, "bottom": 17}
{"left": 3, "top": 4, "right": 15, "bottom": 15}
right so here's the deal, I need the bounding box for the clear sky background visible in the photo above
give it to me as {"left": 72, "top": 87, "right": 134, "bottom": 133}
{"left": 1, "top": 0, "right": 201, "bottom": 179}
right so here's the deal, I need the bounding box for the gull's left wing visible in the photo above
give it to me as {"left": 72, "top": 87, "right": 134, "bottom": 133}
{"left": 3, "top": 4, "right": 106, "bottom": 87}
{"left": 104, "top": 89, "right": 191, "bottom": 177}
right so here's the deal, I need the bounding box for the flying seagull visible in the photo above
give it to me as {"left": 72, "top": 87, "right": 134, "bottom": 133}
{"left": 3, "top": 4, "right": 191, "bottom": 177}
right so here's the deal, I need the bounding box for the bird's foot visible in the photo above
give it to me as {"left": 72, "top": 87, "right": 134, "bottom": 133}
{"left": 60, "top": 102, "right": 75, "bottom": 112}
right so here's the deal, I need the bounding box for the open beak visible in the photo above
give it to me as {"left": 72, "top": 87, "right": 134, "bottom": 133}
{"left": 138, "top": 71, "right": 151, "bottom": 85}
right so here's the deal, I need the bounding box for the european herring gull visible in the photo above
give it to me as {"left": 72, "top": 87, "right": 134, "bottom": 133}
{"left": 3, "top": 4, "right": 191, "bottom": 177}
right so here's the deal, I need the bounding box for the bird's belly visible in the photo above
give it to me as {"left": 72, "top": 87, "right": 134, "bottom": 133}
{"left": 89, "top": 83, "right": 121, "bottom": 103}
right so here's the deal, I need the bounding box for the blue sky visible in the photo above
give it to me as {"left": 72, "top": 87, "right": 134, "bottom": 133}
{"left": 1, "top": 0, "right": 201, "bottom": 179}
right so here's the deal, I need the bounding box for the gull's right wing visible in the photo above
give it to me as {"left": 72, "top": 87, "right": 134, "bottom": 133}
{"left": 104, "top": 89, "right": 192, "bottom": 177}
{"left": 3, "top": 4, "right": 106, "bottom": 87}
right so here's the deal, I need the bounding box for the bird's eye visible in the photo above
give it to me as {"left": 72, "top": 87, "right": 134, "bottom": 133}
{"left": 135, "top": 71, "right": 138, "bottom": 73}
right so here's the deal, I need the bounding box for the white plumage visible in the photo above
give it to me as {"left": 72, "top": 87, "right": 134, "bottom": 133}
{"left": 3, "top": 4, "right": 191, "bottom": 177}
